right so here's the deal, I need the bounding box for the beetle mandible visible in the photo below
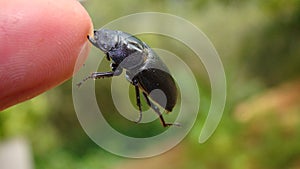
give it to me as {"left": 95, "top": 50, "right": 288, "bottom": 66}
{"left": 77, "top": 29, "right": 179, "bottom": 127}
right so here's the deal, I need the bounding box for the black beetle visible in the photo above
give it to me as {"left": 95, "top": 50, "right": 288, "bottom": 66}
{"left": 77, "top": 29, "right": 179, "bottom": 127}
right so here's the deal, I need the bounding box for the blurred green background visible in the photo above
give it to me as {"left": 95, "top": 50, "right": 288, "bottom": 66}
{"left": 1, "top": 0, "right": 300, "bottom": 168}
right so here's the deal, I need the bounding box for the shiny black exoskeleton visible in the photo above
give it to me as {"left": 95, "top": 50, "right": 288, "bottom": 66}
{"left": 77, "top": 29, "right": 178, "bottom": 127}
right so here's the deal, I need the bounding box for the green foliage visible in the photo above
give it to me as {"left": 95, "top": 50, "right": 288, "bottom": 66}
{"left": 240, "top": 0, "right": 300, "bottom": 86}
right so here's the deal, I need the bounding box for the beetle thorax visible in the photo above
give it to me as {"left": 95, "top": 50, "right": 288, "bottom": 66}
{"left": 108, "top": 36, "right": 147, "bottom": 70}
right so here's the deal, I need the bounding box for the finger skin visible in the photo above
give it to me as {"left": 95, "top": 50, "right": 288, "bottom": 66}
{"left": 0, "top": 0, "right": 92, "bottom": 111}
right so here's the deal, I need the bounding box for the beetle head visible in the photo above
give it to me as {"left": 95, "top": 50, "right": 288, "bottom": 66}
{"left": 92, "top": 29, "right": 119, "bottom": 52}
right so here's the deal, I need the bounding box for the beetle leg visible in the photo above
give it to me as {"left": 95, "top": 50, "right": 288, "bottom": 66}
{"left": 105, "top": 53, "right": 111, "bottom": 61}
{"left": 134, "top": 86, "right": 143, "bottom": 123}
{"left": 76, "top": 64, "right": 123, "bottom": 87}
{"left": 110, "top": 63, "right": 122, "bottom": 75}
{"left": 142, "top": 92, "right": 151, "bottom": 106}
{"left": 132, "top": 78, "right": 143, "bottom": 123}
{"left": 76, "top": 72, "right": 113, "bottom": 87}
{"left": 142, "top": 92, "right": 180, "bottom": 127}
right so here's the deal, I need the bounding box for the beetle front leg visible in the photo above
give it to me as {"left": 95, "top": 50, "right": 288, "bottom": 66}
{"left": 76, "top": 72, "right": 114, "bottom": 87}
{"left": 76, "top": 63, "right": 123, "bottom": 87}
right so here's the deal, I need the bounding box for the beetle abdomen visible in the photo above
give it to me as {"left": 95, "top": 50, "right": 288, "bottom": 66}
{"left": 135, "top": 68, "right": 177, "bottom": 112}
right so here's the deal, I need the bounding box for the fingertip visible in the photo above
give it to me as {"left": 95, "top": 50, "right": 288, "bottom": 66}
{"left": 0, "top": 0, "right": 93, "bottom": 110}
